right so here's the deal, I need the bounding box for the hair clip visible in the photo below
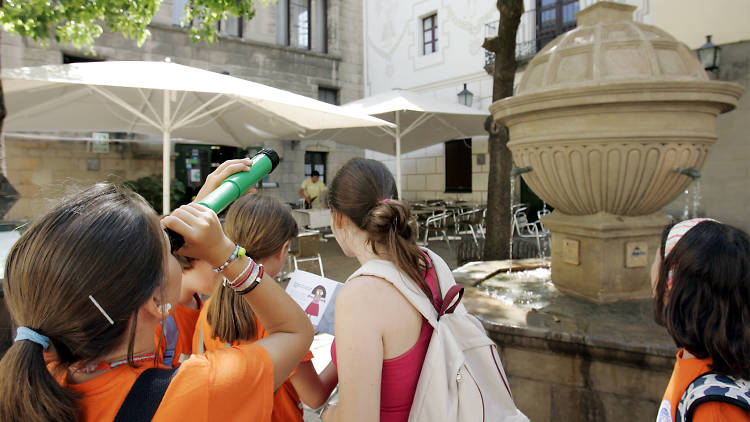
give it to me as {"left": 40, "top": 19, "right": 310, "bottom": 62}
{"left": 89, "top": 295, "right": 115, "bottom": 325}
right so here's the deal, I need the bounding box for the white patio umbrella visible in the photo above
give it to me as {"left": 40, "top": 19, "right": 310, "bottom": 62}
{"left": 1, "top": 60, "right": 393, "bottom": 213}
{"left": 303, "top": 89, "right": 489, "bottom": 196}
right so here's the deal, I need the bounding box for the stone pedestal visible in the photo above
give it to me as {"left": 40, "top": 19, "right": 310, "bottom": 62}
{"left": 489, "top": 2, "right": 743, "bottom": 302}
{"left": 542, "top": 211, "right": 671, "bottom": 303}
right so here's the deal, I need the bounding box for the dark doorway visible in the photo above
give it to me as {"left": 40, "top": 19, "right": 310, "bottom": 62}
{"left": 445, "top": 139, "right": 472, "bottom": 193}
{"left": 175, "top": 144, "right": 245, "bottom": 202}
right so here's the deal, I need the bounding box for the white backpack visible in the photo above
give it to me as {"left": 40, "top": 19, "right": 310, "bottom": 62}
{"left": 347, "top": 248, "right": 529, "bottom": 422}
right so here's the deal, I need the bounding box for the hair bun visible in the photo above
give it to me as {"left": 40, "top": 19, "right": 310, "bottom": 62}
{"left": 365, "top": 200, "right": 412, "bottom": 240}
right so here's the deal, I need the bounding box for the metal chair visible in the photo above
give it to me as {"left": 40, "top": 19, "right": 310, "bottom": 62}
{"left": 537, "top": 207, "right": 551, "bottom": 235}
{"left": 455, "top": 208, "right": 485, "bottom": 246}
{"left": 422, "top": 211, "right": 454, "bottom": 247}
{"left": 289, "top": 231, "right": 325, "bottom": 277}
{"left": 512, "top": 207, "right": 546, "bottom": 258}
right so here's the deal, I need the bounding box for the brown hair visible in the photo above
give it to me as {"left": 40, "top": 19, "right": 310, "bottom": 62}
{"left": 206, "top": 194, "right": 298, "bottom": 343}
{"left": 327, "top": 158, "right": 433, "bottom": 301}
{"left": 175, "top": 254, "right": 196, "bottom": 270}
{"left": 0, "top": 183, "right": 166, "bottom": 422}
{"left": 653, "top": 220, "right": 750, "bottom": 379}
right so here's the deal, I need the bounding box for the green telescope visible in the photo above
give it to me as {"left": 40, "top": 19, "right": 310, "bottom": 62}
{"left": 168, "top": 148, "right": 280, "bottom": 252}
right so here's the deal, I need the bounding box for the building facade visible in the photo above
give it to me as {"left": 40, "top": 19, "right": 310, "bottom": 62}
{"left": 1, "top": 0, "right": 365, "bottom": 220}
{"left": 363, "top": 0, "right": 655, "bottom": 204}
{"left": 363, "top": 0, "right": 750, "bottom": 232}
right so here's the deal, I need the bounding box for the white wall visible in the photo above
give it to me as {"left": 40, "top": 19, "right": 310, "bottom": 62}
{"left": 362, "top": 0, "right": 654, "bottom": 203}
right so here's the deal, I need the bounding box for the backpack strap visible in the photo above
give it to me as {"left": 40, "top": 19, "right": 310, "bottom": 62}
{"left": 113, "top": 367, "right": 178, "bottom": 422}
{"left": 347, "top": 248, "right": 468, "bottom": 327}
{"left": 438, "top": 285, "right": 464, "bottom": 319}
{"left": 676, "top": 372, "right": 750, "bottom": 422}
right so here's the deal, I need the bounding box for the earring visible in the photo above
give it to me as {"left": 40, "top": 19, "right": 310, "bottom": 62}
{"left": 157, "top": 303, "right": 172, "bottom": 315}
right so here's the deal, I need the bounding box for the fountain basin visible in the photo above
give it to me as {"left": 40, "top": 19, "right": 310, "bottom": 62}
{"left": 458, "top": 265, "right": 676, "bottom": 421}
{"left": 488, "top": 2, "right": 744, "bottom": 302}
{"left": 494, "top": 81, "right": 742, "bottom": 216}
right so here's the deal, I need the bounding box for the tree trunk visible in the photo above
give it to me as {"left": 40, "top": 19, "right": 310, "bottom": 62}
{"left": 482, "top": 0, "right": 523, "bottom": 260}
{"left": 0, "top": 0, "right": 5, "bottom": 164}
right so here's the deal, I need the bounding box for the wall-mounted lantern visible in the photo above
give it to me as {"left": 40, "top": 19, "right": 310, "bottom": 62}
{"left": 697, "top": 35, "right": 720, "bottom": 72}
{"left": 457, "top": 83, "right": 474, "bottom": 107}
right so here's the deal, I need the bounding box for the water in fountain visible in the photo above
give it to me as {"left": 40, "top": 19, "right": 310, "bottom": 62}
{"left": 681, "top": 180, "right": 704, "bottom": 220}
{"left": 692, "top": 179, "right": 703, "bottom": 218}
{"left": 481, "top": 267, "right": 555, "bottom": 309}
{"left": 681, "top": 188, "right": 690, "bottom": 220}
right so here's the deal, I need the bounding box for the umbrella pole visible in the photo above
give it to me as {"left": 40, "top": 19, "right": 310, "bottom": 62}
{"left": 395, "top": 110, "right": 402, "bottom": 199}
{"left": 163, "top": 90, "right": 171, "bottom": 215}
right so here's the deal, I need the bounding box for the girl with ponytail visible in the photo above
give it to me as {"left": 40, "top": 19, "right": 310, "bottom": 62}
{"left": 193, "top": 194, "right": 338, "bottom": 421}
{"left": 321, "top": 158, "right": 446, "bottom": 422}
{"left": 0, "top": 160, "right": 313, "bottom": 422}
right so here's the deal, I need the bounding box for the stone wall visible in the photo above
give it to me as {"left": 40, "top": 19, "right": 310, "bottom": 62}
{"left": 265, "top": 139, "right": 367, "bottom": 206}
{"left": 1, "top": 0, "right": 365, "bottom": 220}
{"left": 499, "top": 334, "right": 672, "bottom": 421}
{"left": 462, "top": 289, "right": 676, "bottom": 422}
{"left": 365, "top": 137, "right": 490, "bottom": 204}
{"left": 4, "top": 138, "right": 163, "bottom": 220}
{"left": 663, "top": 40, "right": 750, "bottom": 234}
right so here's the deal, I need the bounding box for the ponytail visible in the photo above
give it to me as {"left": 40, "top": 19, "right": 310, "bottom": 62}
{"left": 328, "top": 158, "right": 435, "bottom": 302}
{"left": 206, "top": 194, "right": 298, "bottom": 343}
{"left": 207, "top": 282, "right": 257, "bottom": 343}
{"left": 0, "top": 340, "right": 78, "bottom": 422}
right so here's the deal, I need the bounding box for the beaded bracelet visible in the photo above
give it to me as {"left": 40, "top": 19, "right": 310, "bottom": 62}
{"left": 236, "top": 264, "right": 264, "bottom": 295}
{"left": 213, "top": 245, "right": 246, "bottom": 273}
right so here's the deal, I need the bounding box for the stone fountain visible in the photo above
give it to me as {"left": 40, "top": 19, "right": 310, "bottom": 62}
{"left": 489, "top": 2, "right": 744, "bottom": 302}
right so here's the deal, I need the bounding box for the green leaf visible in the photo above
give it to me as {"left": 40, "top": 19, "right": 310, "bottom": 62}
{"left": 0, "top": 0, "right": 260, "bottom": 50}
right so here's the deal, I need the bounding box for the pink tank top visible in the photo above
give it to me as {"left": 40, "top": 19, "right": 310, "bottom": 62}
{"left": 331, "top": 257, "right": 441, "bottom": 422}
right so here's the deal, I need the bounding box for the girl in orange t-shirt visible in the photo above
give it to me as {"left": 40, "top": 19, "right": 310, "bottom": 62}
{"left": 0, "top": 159, "right": 313, "bottom": 422}
{"left": 652, "top": 219, "right": 750, "bottom": 422}
{"left": 154, "top": 255, "right": 219, "bottom": 368}
{"left": 194, "top": 194, "right": 338, "bottom": 421}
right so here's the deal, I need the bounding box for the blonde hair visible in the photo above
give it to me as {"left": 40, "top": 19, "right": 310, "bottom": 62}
{"left": 206, "top": 194, "right": 298, "bottom": 343}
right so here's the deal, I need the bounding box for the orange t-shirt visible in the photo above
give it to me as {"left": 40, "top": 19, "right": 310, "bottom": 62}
{"left": 193, "top": 298, "right": 315, "bottom": 422}
{"left": 657, "top": 348, "right": 750, "bottom": 422}
{"left": 65, "top": 344, "right": 273, "bottom": 422}
{"left": 154, "top": 294, "right": 202, "bottom": 368}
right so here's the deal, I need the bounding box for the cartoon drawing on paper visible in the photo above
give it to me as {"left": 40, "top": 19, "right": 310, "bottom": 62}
{"left": 305, "top": 285, "right": 327, "bottom": 319}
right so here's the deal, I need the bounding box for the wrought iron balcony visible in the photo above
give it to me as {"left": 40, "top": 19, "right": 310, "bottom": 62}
{"left": 483, "top": 8, "right": 539, "bottom": 74}
{"left": 484, "top": 0, "right": 641, "bottom": 74}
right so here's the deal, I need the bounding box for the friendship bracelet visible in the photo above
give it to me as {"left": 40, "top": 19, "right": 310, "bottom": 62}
{"left": 228, "top": 259, "right": 255, "bottom": 288}
{"left": 223, "top": 259, "right": 253, "bottom": 288}
{"left": 232, "top": 261, "right": 261, "bottom": 292}
{"left": 231, "top": 262, "right": 255, "bottom": 289}
{"left": 234, "top": 263, "right": 262, "bottom": 293}
{"left": 213, "top": 245, "right": 246, "bottom": 273}
{"left": 236, "top": 264, "right": 264, "bottom": 295}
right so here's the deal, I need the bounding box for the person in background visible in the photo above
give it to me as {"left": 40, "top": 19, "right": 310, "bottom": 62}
{"left": 155, "top": 159, "right": 257, "bottom": 369}
{"left": 154, "top": 255, "right": 219, "bottom": 368}
{"left": 652, "top": 219, "right": 750, "bottom": 422}
{"left": 194, "top": 194, "right": 337, "bottom": 421}
{"left": 299, "top": 170, "right": 327, "bottom": 209}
